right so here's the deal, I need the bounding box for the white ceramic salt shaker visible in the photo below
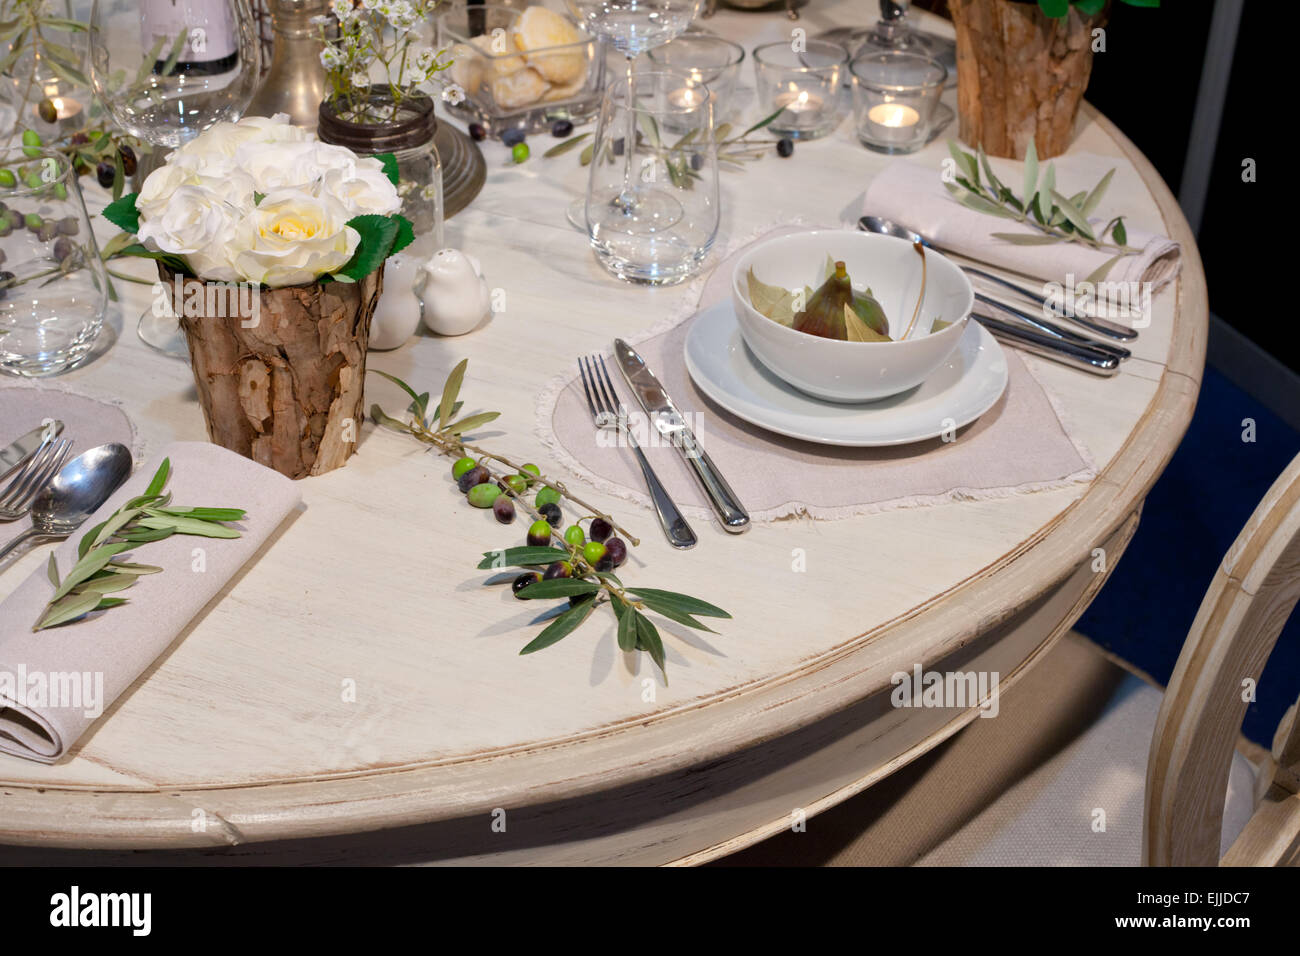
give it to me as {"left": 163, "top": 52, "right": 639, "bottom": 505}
{"left": 418, "top": 248, "right": 490, "bottom": 337}
{"left": 368, "top": 252, "right": 424, "bottom": 351}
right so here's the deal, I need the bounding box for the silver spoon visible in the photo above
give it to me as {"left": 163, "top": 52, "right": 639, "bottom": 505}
{"left": 0, "top": 443, "right": 134, "bottom": 564}
{"left": 858, "top": 215, "right": 1138, "bottom": 342}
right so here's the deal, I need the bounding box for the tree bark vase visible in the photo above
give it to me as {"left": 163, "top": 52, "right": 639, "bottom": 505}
{"left": 163, "top": 264, "right": 384, "bottom": 479}
{"left": 948, "top": 0, "right": 1107, "bottom": 160}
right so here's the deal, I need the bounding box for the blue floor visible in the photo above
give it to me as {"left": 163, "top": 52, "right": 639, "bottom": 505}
{"left": 1077, "top": 365, "right": 1300, "bottom": 746}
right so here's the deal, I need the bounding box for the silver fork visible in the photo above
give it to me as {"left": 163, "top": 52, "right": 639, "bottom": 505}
{"left": 0, "top": 438, "right": 72, "bottom": 520}
{"left": 579, "top": 354, "right": 697, "bottom": 550}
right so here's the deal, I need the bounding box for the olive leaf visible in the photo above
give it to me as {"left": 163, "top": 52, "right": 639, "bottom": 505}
{"left": 33, "top": 461, "right": 245, "bottom": 632}
{"left": 945, "top": 140, "right": 1136, "bottom": 255}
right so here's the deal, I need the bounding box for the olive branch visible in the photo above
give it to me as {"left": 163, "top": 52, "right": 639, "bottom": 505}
{"left": 369, "top": 361, "right": 731, "bottom": 679}
{"left": 944, "top": 139, "right": 1137, "bottom": 283}
{"left": 34, "top": 458, "right": 246, "bottom": 631}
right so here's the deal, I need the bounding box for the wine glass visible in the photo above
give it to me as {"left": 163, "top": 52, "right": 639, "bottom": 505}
{"left": 88, "top": 0, "right": 261, "bottom": 356}
{"left": 562, "top": 0, "right": 701, "bottom": 231}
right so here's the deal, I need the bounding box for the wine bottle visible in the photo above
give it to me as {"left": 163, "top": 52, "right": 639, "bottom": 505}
{"left": 141, "top": 0, "right": 240, "bottom": 77}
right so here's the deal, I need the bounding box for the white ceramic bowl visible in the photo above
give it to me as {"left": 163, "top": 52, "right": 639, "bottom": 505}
{"left": 730, "top": 230, "right": 974, "bottom": 402}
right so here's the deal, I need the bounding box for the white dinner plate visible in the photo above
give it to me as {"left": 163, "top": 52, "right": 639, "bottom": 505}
{"left": 683, "top": 301, "right": 1009, "bottom": 447}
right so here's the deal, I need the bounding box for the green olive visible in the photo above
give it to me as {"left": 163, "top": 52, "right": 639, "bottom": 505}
{"left": 451, "top": 456, "right": 477, "bottom": 479}
{"left": 535, "top": 486, "right": 560, "bottom": 508}
{"left": 467, "top": 483, "right": 501, "bottom": 509}
{"left": 563, "top": 525, "right": 585, "bottom": 548}
{"left": 582, "top": 541, "right": 607, "bottom": 567}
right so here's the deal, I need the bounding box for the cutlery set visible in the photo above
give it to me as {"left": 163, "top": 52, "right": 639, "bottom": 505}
{"left": 579, "top": 341, "right": 752, "bottom": 549}
{"left": 857, "top": 215, "right": 1139, "bottom": 375}
{"left": 0, "top": 423, "right": 132, "bottom": 564}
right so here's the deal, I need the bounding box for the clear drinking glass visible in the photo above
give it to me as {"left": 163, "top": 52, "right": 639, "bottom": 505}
{"left": 645, "top": 32, "right": 744, "bottom": 133}
{"left": 850, "top": 50, "right": 946, "bottom": 154}
{"left": 585, "top": 71, "right": 718, "bottom": 285}
{"left": 565, "top": 0, "right": 701, "bottom": 221}
{"left": 0, "top": 147, "right": 109, "bottom": 377}
{"left": 89, "top": 0, "right": 260, "bottom": 357}
{"left": 752, "top": 40, "right": 847, "bottom": 141}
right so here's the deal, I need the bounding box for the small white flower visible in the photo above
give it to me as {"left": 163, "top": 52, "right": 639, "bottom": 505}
{"left": 414, "top": 47, "right": 437, "bottom": 72}
{"left": 441, "top": 83, "right": 465, "bottom": 106}
{"left": 309, "top": 14, "right": 331, "bottom": 26}
{"left": 351, "top": 72, "right": 370, "bottom": 89}
{"left": 383, "top": 1, "right": 417, "bottom": 30}
{"left": 320, "top": 47, "right": 345, "bottom": 70}
{"left": 329, "top": 0, "right": 354, "bottom": 21}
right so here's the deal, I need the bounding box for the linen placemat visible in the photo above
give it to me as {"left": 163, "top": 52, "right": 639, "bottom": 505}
{"left": 538, "top": 228, "right": 1096, "bottom": 523}
{"left": 0, "top": 441, "right": 302, "bottom": 763}
{"left": 0, "top": 384, "right": 139, "bottom": 468}
{"left": 862, "top": 155, "right": 1181, "bottom": 293}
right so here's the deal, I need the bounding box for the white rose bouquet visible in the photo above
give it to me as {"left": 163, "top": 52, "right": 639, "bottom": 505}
{"left": 102, "top": 114, "right": 412, "bottom": 288}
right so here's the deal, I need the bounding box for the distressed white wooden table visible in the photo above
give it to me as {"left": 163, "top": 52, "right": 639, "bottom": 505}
{"left": 0, "top": 5, "right": 1204, "bottom": 864}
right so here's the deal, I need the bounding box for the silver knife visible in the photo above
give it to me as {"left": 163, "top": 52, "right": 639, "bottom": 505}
{"left": 614, "top": 339, "right": 750, "bottom": 534}
{"left": 0, "top": 421, "right": 64, "bottom": 481}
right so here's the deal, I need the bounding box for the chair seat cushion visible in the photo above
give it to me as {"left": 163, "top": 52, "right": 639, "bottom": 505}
{"left": 917, "top": 674, "right": 1257, "bottom": 866}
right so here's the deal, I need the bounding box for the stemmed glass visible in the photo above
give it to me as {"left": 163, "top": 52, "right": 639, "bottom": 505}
{"left": 563, "top": 0, "right": 701, "bottom": 231}
{"left": 88, "top": 0, "right": 260, "bottom": 357}
{"left": 821, "top": 0, "right": 955, "bottom": 73}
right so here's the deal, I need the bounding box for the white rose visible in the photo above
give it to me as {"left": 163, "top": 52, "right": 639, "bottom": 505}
{"left": 234, "top": 140, "right": 363, "bottom": 193}
{"left": 136, "top": 185, "right": 242, "bottom": 282}
{"left": 170, "top": 113, "right": 310, "bottom": 168}
{"left": 137, "top": 162, "right": 256, "bottom": 222}
{"left": 316, "top": 160, "right": 402, "bottom": 217}
{"left": 230, "top": 189, "right": 359, "bottom": 288}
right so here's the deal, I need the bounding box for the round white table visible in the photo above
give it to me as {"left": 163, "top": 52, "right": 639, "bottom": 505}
{"left": 0, "top": 4, "right": 1205, "bottom": 865}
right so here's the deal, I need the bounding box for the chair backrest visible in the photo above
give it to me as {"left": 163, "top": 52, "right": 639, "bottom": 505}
{"left": 1144, "top": 450, "right": 1300, "bottom": 866}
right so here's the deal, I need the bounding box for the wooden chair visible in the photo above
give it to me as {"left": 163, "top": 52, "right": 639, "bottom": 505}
{"left": 1145, "top": 450, "right": 1300, "bottom": 865}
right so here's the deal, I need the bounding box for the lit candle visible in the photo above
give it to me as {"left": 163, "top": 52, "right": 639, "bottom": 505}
{"left": 667, "top": 87, "right": 708, "bottom": 110}
{"left": 864, "top": 101, "right": 922, "bottom": 146}
{"left": 867, "top": 102, "right": 919, "bottom": 128}
{"left": 774, "top": 87, "right": 824, "bottom": 114}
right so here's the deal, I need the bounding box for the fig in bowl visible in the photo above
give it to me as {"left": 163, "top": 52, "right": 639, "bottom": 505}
{"left": 730, "top": 230, "right": 974, "bottom": 402}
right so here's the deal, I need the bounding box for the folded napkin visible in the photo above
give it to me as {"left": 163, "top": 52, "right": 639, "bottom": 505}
{"left": 862, "top": 154, "right": 1181, "bottom": 292}
{"left": 0, "top": 441, "right": 301, "bottom": 763}
{"left": 540, "top": 227, "right": 1096, "bottom": 523}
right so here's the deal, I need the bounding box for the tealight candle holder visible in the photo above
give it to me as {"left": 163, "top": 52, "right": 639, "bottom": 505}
{"left": 850, "top": 50, "right": 947, "bottom": 154}
{"left": 647, "top": 33, "right": 745, "bottom": 134}
{"left": 752, "top": 40, "right": 847, "bottom": 141}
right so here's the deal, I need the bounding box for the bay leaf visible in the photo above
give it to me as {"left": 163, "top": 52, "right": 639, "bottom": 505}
{"left": 746, "top": 267, "right": 796, "bottom": 326}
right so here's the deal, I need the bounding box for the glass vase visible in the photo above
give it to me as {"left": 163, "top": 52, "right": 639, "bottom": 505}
{"left": 318, "top": 94, "right": 445, "bottom": 257}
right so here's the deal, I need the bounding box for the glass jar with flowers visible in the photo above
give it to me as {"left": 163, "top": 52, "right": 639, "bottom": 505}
{"left": 314, "top": 0, "right": 453, "bottom": 254}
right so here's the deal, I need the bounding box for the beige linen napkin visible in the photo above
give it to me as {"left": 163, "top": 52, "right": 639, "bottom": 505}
{"left": 0, "top": 441, "right": 301, "bottom": 763}
{"left": 862, "top": 155, "right": 1181, "bottom": 292}
{"left": 539, "top": 227, "right": 1096, "bottom": 523}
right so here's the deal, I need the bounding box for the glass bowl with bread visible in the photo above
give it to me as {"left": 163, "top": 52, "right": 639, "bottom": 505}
{"left": 437, "top": 1, "right": 605, "bottom": 138}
